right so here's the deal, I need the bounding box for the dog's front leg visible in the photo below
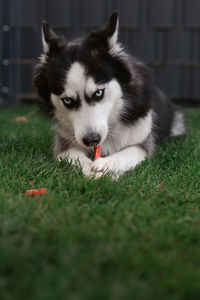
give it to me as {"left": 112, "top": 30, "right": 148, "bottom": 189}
{"left": 54, "top": 135, "right": 93, "bottom": 176}
{"left": 57, "top": 148, "right": 93, "bottom": 176}
{"left": 92, "top": 145, "right": 147, "bottom": 178}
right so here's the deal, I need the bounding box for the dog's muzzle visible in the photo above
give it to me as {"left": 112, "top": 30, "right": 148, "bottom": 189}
{"left": 82, "top": 132, "right": 101, "bottom": 147}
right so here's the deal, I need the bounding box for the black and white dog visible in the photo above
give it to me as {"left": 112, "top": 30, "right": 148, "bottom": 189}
{"left": 33, "top": 12, "right": 186, "bottom": 178}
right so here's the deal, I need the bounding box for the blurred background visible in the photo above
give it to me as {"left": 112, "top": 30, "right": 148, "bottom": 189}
{"left": 1, "top": 0, "right": 200, "bottom": 106}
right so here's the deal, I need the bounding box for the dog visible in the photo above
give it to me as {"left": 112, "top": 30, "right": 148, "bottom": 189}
{"left": 33, "top": 12, "right": 186, "bottom": 178}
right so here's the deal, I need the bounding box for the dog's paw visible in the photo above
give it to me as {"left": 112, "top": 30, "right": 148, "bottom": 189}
{"left": 57, "top": 151, "right": 93, "bottom": 177}
{"left": 91, "top": 157, "right": 123, "bottom": 179}
{"left": 81, "top": 160, "right": 93, "bottom": 177}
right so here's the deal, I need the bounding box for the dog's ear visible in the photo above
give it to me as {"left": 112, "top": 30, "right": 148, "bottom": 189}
{"left": 85, "top": 12, "right": 122, "bottom": 56}
{"left": 42, "top": 21, "right": 67, "bottom": 54}
{"left": 103, "top": 12, "right": 119, "bottom": 53}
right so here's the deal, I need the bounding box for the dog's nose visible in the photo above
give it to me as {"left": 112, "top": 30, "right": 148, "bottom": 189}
{"left": 82, "top": 132, "right": 101, "bottom": 147}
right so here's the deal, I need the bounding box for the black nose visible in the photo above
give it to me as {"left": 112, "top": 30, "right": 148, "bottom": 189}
{"left": 82, "top": 132, "right": 101, "bottom": 147}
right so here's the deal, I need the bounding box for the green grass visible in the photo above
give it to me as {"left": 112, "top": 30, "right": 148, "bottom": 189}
{"left": 0, "top": 104, "right": 200, "bottom": 300}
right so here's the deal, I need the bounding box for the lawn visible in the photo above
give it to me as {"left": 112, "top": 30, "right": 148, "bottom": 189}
{"left": 0, "top": 104, "right": 200, "bottom": 300}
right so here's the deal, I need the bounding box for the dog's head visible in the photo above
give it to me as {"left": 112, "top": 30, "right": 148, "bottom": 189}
{"left": 34, "top": 12, "right": 131, "bottom": 148}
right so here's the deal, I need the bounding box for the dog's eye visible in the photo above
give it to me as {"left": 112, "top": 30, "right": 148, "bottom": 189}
{"left": 61, "top": 97, "right": 74, "bottom": 108}
{"left": 61, "top": 96, "right": 81, "bottom": 110}
{"left": 93, "top": 89, "right": 105, "bottom": 101}
{"left": 95, "top": 90, "right": 103, "bottom": 97}
{"left": 62, "top": 97, "right": 72, "bottom": 105}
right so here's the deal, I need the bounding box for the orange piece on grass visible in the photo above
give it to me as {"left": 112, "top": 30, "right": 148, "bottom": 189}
{"left": 14, "top": 116, "right": 28, "bottom": 122}
{"left": 24, "top": 188, "right": 47, "bottom": 197}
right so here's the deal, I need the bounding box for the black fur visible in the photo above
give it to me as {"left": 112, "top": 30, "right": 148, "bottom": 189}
{"left": 119, "top": 61, "right": 153, "bottom": 124}
{"left": 152, "top": 88, "right": 175, "bottom": 142}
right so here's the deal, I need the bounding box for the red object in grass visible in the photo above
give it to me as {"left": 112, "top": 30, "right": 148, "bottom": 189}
{"left": 24, "top": 188, "right": 47, "bottom": 197}
{"left": 94, "top": 145, "right": 101, "bottom": 160}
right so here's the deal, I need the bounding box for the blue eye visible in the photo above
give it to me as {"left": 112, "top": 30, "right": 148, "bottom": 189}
{"left": 95, "top": 90, "right": 103, "bottom": 97}
{"left": 62, "top": 97, "right": 73, "bottom": 105}
{"left": 93, "top": 89, "right": 105, "bottom": 101}
{"left": 61, "top": 96, "right": 81, "bottom": 110}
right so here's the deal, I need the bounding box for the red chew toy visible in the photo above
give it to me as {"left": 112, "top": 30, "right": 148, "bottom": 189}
{"left": 24, "top": 188, "right": 47, "bottom": 197}
{"left": 94, "top": 145, "right": 101, "bottom": 160}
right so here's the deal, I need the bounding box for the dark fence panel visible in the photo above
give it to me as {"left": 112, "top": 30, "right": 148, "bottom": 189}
{"left": 1, "top": 0, "right": 200, "bottom": 104}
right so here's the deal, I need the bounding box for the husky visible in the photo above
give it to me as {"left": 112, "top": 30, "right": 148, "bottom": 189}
{"left": 33, "top": 12, "right": 186, "bottom": 178}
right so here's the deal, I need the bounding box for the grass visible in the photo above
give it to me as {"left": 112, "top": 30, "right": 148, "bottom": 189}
{"left": 0, "top": 104, "right": 200, "bottom": 300}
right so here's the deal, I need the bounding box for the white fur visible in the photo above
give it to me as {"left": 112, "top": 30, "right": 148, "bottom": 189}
{"left": 34, "top": 54, "right": 47, "bottom": 75}
{"left": 42, "top": 27, "right": 49, "bottom": 54}
{"left": 171, "top": 111, "right": 186, "bottom": 136}
{"left": 101, "top": 110, "right": 153, "bottom": 155}
{"left": 39, "top": 53, "right": 47, "bottom": 63}
{"left": 108, "top": 18, "right": 124, "bottom": 56}
{"left": 64, "top": 62, "right": 86, "bottom": 99}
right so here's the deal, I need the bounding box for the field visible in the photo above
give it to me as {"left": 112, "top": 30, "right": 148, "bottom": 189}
{"left": 0, "top": 105, "right": 200, "bottom": 300}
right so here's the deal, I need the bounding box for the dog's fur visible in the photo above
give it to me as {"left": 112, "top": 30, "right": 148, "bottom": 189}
{"left": 33, "top": 12, "right": 186, "bottom": 178}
